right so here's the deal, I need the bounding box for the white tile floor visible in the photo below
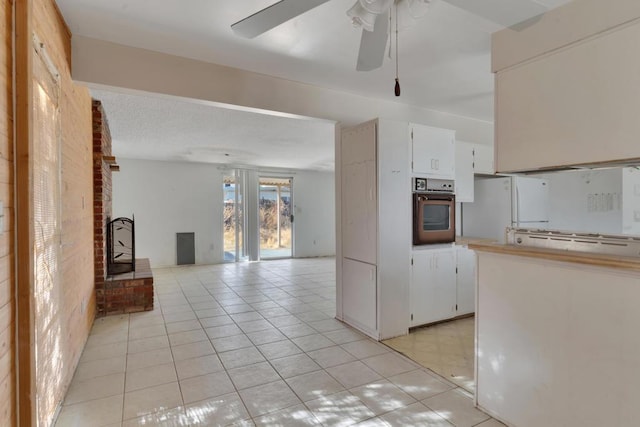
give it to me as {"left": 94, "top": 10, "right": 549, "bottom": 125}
{"left": 384, "top": 317, "right": 475, "bottom": 393}
{"left": 55, "top": 258, "right": 501, "bottom": 427}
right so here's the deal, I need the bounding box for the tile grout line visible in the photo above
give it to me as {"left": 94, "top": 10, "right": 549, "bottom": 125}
{"left": 121, "top": 312, "right": 131, "bottom": 423}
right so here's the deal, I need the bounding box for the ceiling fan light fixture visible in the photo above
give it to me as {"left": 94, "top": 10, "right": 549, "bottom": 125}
{"left": 346, "top": 2, "right": 378, "bottom": 31}
{"left": 405, "top": 0, "right": 432, "bottom": 19}
{"left": 360, "top": 0, "right": 395, "bottom": 14}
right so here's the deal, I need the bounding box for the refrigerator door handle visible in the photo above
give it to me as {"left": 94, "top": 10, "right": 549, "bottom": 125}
{"left": 511, "top": 180, "right": 520, "bottom": 227}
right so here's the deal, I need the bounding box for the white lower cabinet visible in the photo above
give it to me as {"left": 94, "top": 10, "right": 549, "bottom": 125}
{"left": 410, "top": 248, "right": 457, "bottom": 327}
{"left": 410, "top": 246, "right": 476, "bottom": 327}
{"left": 456, "top": 246, "right": 476, "bottom": 316}
{"left": 342, "top": 258, "right": 377, "bottom": 336}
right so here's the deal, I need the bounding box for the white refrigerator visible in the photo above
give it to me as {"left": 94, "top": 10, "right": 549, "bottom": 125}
{"left": 462, "top": 176, "right": 549, "bottom": 243}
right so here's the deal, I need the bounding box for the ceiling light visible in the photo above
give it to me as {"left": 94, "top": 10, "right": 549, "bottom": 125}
{"left": 346, "top": 2, "right": 378, "bottom": 31}
{"left": 347, "top": 0, "right": 394, "bottom": 32}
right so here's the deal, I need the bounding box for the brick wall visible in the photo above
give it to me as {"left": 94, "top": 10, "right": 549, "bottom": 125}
{"left": 92, "top": 100, "right": 113, "bottom": 316}
{"left": 92, "top": 100, "right": 154, "bottom": 316}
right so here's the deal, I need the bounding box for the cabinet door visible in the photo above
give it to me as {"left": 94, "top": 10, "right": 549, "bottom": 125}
{"left": 341, "top": 122, "right": 377, "bottom": 265}
{"left": 495, "top": 22, "right": 640, "bottom": 172}
{"left": 411, "top": 124, "right": 455, "bottom": 179}
{"left": 456, "top": 247, "right": 476, "bottom": 316}
{"left": 473, "top": 144, "right": 494, "bottom": 175}
{"left": 410, "top": 249, "right": 457, "bottom": 326}
{"left": 342, "top": 258, "right": 377, "bottom": 336}
{"left": 433, "top": 250, "right": 457, "bottom": 321}
{"left": 410, "top": 251, "right": 433, "bottom": 327}
{"left": 455, "top": 141, "right": 474, "bottom": 202}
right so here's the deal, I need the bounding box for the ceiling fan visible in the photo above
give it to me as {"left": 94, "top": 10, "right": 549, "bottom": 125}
{"left": 231, "top": 0, "right": 550, "bottom": 72}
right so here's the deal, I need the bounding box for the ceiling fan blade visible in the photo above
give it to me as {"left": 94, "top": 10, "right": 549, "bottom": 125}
{"left": 440, "top": 0, "right": 548, "bottom": 28}
{"left": 231, "top": 0, "right": 332, "bottom": 38}
{"left": 356, "top": 11, "right": 390, "bottom": 72}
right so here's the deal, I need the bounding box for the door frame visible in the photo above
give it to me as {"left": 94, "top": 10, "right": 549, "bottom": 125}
{"left": 258, "top": 175, "right": 294, "bottom": 260}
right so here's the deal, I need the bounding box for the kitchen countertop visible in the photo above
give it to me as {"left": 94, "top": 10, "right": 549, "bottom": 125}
{"left": 468, "top": 242, "right": 640, "bottom": 273}
{"left": 455, "top": 236, "right": 497, "bottom": 246}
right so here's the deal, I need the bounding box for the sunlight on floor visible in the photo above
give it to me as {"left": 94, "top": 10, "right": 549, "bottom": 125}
{"left": 54, "top": 259, "right": 501, "bottom": 426}
{"left": 384, "top": 317, "right": 475, "bottom": 393}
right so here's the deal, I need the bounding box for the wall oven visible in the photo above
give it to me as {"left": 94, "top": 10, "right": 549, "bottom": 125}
{"left": 413, "top": 178, "right": 456, "bottom": 245}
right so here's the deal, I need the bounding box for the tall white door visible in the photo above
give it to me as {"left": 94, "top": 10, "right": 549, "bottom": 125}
{"left": 341, "top": 122, "right": 377, "bottom": 265}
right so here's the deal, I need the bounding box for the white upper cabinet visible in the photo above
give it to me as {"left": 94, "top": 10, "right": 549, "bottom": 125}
{"left": 411, "top": 124, "right": 455, "bottom": 179}
{"left": 493, "top": 0, "right": 640, "bottom": 173}
{"left": 472, "top": 144, "right": 494, "bottom": 175}
{"left": 455, "top": 141, "right": 474, "bottom": 203}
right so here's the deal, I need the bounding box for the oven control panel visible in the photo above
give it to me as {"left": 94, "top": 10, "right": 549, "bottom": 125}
{"left": 413, "top": 178, "right": 454, "bottom": 193}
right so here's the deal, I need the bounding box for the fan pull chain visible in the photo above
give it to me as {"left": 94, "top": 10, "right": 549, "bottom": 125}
{"left": 394, "top": 2, "right": 401, "bottom": 96}
{"left": 388, "top": 12, "right": 392, "bottom": 59}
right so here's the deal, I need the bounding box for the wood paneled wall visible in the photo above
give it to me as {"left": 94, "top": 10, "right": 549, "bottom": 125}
{"left": 15, "top": 0, "right": 95, "bottom": 425}
{"left": 0, "top": 0, "right": 14, "bottom": 425}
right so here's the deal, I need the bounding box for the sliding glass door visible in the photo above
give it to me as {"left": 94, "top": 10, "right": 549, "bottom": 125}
{"left": 223, "top": 171, "right": 247, "bottom": 262}
{"left": 259, "top": 177, "right": 293, "bottom": 259}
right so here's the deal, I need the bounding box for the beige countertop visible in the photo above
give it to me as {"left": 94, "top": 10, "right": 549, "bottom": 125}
{"left": 468, "top": 242, "right": 640, "bottom": 273}
{"left": 455, "top": 236, "right": 497, "bottom": 246}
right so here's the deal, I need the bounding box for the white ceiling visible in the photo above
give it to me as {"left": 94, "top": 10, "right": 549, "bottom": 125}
{"left": 92, "top": 89, "right": 337, "bottom": 171}
{"left": 57, "top": 0, "right": 570, "bottom": 170}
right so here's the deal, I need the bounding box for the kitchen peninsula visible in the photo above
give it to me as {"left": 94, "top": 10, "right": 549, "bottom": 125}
{"left": 469, "top": 241, "right": 640, "bottom": 426}
{"left": 476, "top": 0, "right": 640, "bottom": 423}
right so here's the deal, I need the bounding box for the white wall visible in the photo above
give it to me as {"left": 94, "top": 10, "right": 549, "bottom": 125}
{"left": 113, "top": 158, "right": 335, "bottom": 267}
{"left": 72, "top": 36, "right": 494, "bottom": 146}
{"left": 112, "top": 158, "right": 223, "bottom": 267}
{"left": 293, "top": 171, "right": 335, "bottom": 258}
{"left": 540, "top": 169, "right": 623, "bottom": 234}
